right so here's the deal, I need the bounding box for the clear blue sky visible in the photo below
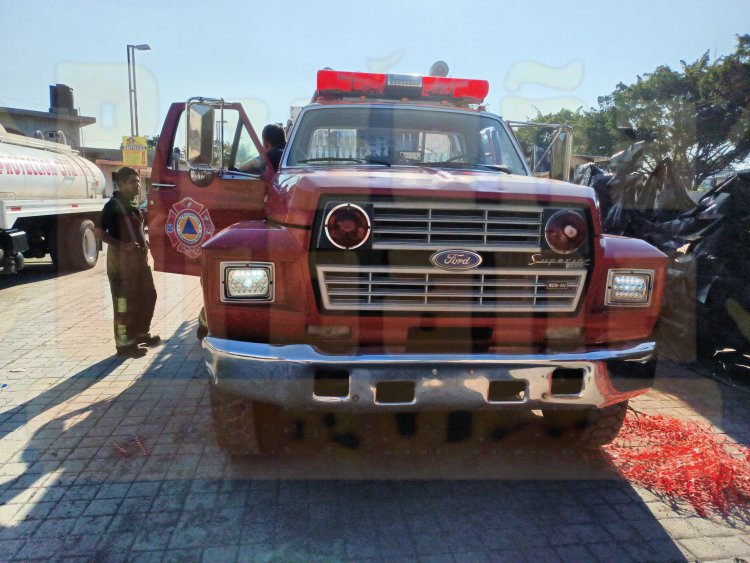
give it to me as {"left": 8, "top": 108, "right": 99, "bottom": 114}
{"left": 1, "top": 0, "right": 747, "bottom": 148}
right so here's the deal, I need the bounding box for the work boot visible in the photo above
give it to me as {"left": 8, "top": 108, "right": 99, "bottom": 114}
{"left": 136, "top": 334, "right": 161, "bottom": 346}
{"left": 116, "top": 344, "right": 147, "bottom": 358}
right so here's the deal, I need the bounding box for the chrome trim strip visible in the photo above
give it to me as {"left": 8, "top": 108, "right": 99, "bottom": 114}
{"left": 206, "top": 339, "right": 655, "bottom": 365}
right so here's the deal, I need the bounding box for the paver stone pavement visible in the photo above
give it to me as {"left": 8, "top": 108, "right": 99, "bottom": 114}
{"left": 0, "top": 255, "right": 749, "bottom": 561}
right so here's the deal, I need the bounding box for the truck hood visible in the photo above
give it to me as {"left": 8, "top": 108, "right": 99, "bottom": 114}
{"left": 266, "top": 166, "right": 598, "bottom": 227}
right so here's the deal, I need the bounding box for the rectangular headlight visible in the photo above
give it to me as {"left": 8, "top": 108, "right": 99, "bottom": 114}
{"left": 221, "top": 262, "right": 274, "bottom": 301}
{"left": 606, "top": 270, "right": 653, "bottom": 306}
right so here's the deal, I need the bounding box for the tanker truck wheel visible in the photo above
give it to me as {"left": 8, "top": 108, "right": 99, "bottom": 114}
{"left": 209, "top": 383, "right": 284, "bottom": 455}
{"left": 64, "top": 218, "right": 99, "bottom": 270}
{"left": 49, "top": 224, "right": 67, "bottom": 271}
{"left": 542, "top": 400, "right": 629, "bottom": 449}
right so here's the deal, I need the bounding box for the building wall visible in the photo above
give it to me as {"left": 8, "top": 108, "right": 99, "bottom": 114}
{"left": 0, "top": 109, "right": 94, "bottom": 151}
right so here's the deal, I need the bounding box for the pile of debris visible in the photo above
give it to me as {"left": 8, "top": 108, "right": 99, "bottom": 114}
{"left": 575, "top": 142, "right": 750, "bottom": 373}
{"left": 605, "top": 411, "right": 750, "bottom": 517}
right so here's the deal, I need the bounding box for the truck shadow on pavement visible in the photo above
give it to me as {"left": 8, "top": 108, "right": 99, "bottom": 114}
{"left": 0, "top": 261, "right": 81, "bottom": 290}
{"left": 0, "top": 357, "right": 125, "bottom": 438}
{"left": 0, "top": 323, "right": 693, "bottom": 561}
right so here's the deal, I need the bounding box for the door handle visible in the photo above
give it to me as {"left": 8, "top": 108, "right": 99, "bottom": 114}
{"left": 152, "top": 183, "right": 177, "bottom": 190}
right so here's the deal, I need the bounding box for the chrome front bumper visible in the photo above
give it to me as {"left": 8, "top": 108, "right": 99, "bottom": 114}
{"left": 202, "top": 338, "right": 656, "bottom": 411}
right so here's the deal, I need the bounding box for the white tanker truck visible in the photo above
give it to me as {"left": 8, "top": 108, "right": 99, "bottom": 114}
{"left": 0, "top": 124, "right": 106, "bottom": 273}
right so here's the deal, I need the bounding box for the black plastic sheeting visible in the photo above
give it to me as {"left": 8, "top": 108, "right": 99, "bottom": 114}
{"left": 575, "top": 146, "right": 750, "bottom": 373}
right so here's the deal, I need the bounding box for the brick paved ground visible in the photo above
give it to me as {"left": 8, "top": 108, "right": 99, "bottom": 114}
{"left": 1, "top": 254, "right": 749, "bottom": 561}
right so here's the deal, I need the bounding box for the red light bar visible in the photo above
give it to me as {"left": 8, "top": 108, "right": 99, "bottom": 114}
{"left": 316, "top": 70, "right": 489, "bottom": 103}
{"left": 422, "top": 76, "right": 489, "bottom": 102}
{"left": 317, "top": 70, "right": 386, "bottom": 95}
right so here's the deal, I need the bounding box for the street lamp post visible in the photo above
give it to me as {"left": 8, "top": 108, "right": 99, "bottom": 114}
{"left": 126, "top": 43, "right": 151, "bottom": 137}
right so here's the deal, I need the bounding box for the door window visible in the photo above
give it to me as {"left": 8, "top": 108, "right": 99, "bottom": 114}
{"left": 169, "top": 112, "right": 188, "bottom": 170}
{"left": 227, "top": 114, "right": 261, "bottom": 169}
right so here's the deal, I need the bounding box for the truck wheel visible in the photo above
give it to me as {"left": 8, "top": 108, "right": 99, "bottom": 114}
{"left": 209, "top": 383, "right": 282, "bottom": 455}
{"left": 48, "top": 224, "right": 66, "bottom": 270}
{"left": 64, "top": 218, "right": 99, "bottom": 270}
{"left": 197, "top": 307, "right": 208, "bottom": 340}
{"left": 542, "top": 400, "right": 629, "bottom": 448}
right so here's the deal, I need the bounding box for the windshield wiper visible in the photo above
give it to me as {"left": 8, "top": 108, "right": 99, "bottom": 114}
{"left": 419, "top": 161, "right": 512, "bottom": 174}
{"left": 297, "top": 157, "right": 391, "bottom": 167}
{"left": 479, "top": 164, "right": 512, "bottom": 174}
{"left": 362, "top": 156, "right": 392, "bottom": 166}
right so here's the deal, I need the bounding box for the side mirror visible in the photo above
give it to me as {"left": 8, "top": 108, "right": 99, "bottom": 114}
{"left": 507, "top": 122, "right": 573, "bottom": 182}
{"left": 549, "top": 127, "right": 572, "bottom": 182}
{"left": 186, "top": 101, "right": 216, "bottom": 168}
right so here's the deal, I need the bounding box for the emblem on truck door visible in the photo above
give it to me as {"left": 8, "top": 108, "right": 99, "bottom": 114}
{"left": 430, "top": 250, "right": 483, "bottom": 270}
{"left": 165, "top": 197, "right": 216, "bottom": 258}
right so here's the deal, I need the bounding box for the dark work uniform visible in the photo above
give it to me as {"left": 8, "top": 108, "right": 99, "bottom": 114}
{"left": 97, "top": 191, "right": 157, "bottom": 351}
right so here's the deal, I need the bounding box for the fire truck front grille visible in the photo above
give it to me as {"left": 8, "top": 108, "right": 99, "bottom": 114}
{"left": 371, "top": 202, "right": 543, "bottom": 252}
{"left": 317, "top": 266, "right": 586, "bottom": 313}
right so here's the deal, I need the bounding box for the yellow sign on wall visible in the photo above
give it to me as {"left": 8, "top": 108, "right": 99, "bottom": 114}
{"left": 122, "top": 136, "right": 148, "bottom": 167}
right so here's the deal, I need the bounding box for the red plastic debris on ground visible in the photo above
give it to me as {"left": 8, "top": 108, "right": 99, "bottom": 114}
{"left": 112, "top": 436, "right": 149, "bottom": 458}
{"left": 604, "top": 412, "right": 750, "bottom": 517}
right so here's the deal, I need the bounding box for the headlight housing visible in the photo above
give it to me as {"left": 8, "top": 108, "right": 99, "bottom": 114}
{"left": 221, "top": 262, "right": 274, "bottom": 302}
{"left": 324, "top": 203, "right": 371, "bottom": 250}
{"left": 606, "top": 270, "right": 653, "bottom": 306}
{"left": 544, "top": 210, "right": 587, "bottom": 254}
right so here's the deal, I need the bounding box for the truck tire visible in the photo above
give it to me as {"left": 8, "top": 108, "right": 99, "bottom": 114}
{"left": 542, "top": 400, "right": 628, "bottom": 448}
{"left": 197, "top": 307, "right": 208, "bottom": 340}
{"left": 48, "top": 223, "right": 65, "bottom": 270}
{"left": 64, "top": 218, "right": 99, "bottom": 270}
{"left": 209, "top": 383, "right": 283, "bottom": 455}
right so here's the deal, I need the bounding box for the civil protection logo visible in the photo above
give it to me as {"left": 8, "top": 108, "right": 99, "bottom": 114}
{"left": 165, "top": 197, "right": 215, "bottom": 258}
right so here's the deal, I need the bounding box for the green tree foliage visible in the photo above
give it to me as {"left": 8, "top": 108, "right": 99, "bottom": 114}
{"left": 525, "top": 35, "right": 750, "bottom": 187}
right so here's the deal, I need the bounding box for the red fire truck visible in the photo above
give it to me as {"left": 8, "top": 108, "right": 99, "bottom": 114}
{"left": 148, "top": 68, "right": 666, "bottom": 454}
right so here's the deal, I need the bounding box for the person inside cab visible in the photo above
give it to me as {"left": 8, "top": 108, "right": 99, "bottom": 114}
{"left": 238, "top": 123, "right": 286, "bottom": 173}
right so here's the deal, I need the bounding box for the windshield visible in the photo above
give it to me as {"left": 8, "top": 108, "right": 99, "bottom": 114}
{"left": 286, "top": 106, "right": 528, "bottom": 175}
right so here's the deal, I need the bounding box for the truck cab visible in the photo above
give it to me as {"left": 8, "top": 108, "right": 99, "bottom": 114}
{"left": 149, "top": 69, "right": 666, "bottom": 454}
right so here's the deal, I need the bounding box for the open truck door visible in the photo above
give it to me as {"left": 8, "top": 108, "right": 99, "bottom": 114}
{"left": 148, "top": 98, "right": 272, "bottom": 275}
{"left": 507, "top": 121, "right": 572, "bottom": 182}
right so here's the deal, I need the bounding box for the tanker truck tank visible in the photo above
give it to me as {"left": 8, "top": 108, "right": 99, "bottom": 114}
{"left": 0, "top": 124, "right": 107, "bottom": 273}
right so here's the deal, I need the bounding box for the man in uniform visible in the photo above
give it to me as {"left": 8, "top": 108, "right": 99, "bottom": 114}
{"left": 93, "top": 167, "right": 160, "bottom": 357}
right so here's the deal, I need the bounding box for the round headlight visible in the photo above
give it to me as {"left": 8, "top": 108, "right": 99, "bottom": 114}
{"left": 324, "top": 203, "right": 371, "bottom": 249}
{"left": 545, "top": 210, "right": 586, "bottom": 254}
